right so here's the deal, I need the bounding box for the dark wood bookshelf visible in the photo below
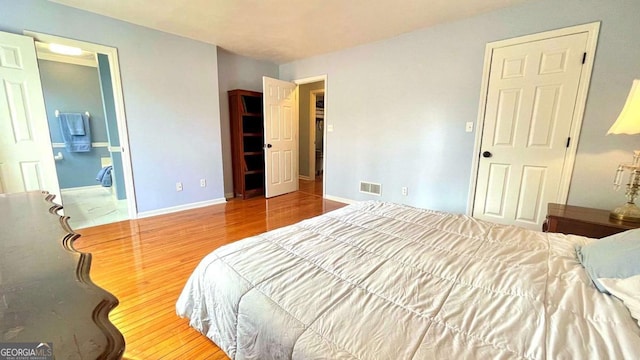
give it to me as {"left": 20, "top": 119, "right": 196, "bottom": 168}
{"left": 229, "top": 89, "right": 265, "bottom": 199}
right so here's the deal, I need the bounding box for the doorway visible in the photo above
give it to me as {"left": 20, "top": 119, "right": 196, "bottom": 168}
{"left": 261, "top": 75, "right": 327, "bottom": 199}
{"left": 311, "top": 90, "right": 325, "bottom": 179}
{"left": 35, "top": 43, "right": 127, "bottom": 228}
{"left": 26, "top": 31, "right": 137, "bottom": 228}
{"left": 296, "top": 79, "right": 326, "bottom": 197}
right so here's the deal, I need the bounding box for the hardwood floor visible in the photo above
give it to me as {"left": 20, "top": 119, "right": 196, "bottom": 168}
{"left": 299, "top": 176, "right": 323, "bottom": 197}
{"left": 73, "top": 182, "right": 342, "bottom": 359}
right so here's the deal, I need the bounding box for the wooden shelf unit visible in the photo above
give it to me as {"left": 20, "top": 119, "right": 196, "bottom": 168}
{"left": 229, "top": 89, "right": 265, "bottom": 199}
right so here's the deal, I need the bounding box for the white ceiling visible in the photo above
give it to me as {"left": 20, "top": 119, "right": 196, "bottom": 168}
{"left": 49, "top": 0, "right": 533, "bottom": 64}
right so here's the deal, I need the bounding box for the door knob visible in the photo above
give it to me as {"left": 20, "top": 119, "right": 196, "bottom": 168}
{"left": 482, "top": 151, "right": 492, "bottom": 158}
{"left": 265, "top": 144, "right": 273, "bottom": 148}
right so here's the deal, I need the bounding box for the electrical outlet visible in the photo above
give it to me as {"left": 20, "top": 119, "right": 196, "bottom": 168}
{"left": 176, "top": 182, "right": 183, "bottom": 191}
{"left": 465, "top": 122, "right": 474, "bottom": 132}
{"left": 402, "top": 187, "right": 408, "bottom": 196}
{"left": 200, "top": 178, "right": 206, "bottom": 187}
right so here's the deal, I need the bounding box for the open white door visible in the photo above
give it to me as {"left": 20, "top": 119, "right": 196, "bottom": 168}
{"left": 0, "top": 31, "right": 60, "bottom": 199}
{"left": 263, "top": 76, "right": 298, "bottom": 198}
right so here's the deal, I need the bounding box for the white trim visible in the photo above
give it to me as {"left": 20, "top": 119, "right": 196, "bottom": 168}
{"left": 294, "top": 75, "right": 327, "bottom": 85}
{"left": 467, "top": 22, "right": 601, "bottom": 215}
{"left": 324, "top": 194, "right": 357, "bottom": 205}
{"left": 137, "top": 198, "right": 227, "bottom": 219}
{"left": 61, "top": 185, "right": 103, "bottom": 192}
{"left": 225, "top": 192, "right": 234, "bottom": 199}
{"left": 25, "top": 31, "right": 138, "bottom": 219}
{"left": 298, "top": 175, "right": 313, "bottom": 181}
{"left": 52, "top": 142, "right": 109, "bottom": 148}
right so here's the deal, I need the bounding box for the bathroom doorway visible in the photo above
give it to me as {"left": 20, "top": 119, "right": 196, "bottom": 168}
{"left": 30, "top": 33, "right": 136, "bottom": 229}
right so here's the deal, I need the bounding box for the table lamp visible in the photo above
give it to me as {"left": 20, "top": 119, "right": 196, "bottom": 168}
{"left": 608, "top": 79, "right": 640, "bottom": 222}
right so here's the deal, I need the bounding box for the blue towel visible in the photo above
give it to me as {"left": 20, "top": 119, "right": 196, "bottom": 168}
{"left": 60, "top": 113, "right": 85, "bottom": 135}
{"left": 59, "top": 113, "right": 91, "bottom": 152}
{"left": 96, "top": 166, "right": 113, "bottom": 187}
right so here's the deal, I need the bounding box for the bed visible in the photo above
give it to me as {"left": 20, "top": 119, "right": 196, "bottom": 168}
{"left": 176, "top": 201, "right": 640, "bottom": 359}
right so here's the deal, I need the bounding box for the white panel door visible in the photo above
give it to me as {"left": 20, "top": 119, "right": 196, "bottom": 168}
{"left": 473, "top": 32, "right": 588, "bottom": 229}
{"left": 263, "top": 76, "right": 298, "bottom": 198}
{"left": 0, "top": 31, "right": 60, "bottom": 199}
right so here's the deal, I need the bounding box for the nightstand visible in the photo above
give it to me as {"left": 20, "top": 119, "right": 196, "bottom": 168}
{"left": 543, "top": 203, "right": 640, "bottom": 238}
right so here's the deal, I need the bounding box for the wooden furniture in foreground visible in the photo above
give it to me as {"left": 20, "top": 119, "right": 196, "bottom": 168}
{"left": 0, "top": 191, "right": 124, "bottom": 359}
{"left": 229, "top": 89, "right": 265, "bottom": 199}
{"left": 543, "top": 202, "right": 640, "bottom": 238}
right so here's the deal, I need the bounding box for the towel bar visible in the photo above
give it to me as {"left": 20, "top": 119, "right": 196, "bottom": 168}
{"left": 55, "top": 110, "right": 90, "bottom": 117}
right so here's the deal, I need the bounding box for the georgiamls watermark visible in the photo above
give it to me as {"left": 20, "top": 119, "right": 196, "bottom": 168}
{"left": 0, "top": 343, "right": 53, "bottom": 360}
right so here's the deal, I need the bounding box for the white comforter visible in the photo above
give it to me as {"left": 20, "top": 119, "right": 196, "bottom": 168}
{"left": 176, "top": 201, "right": 640, "bottom": 359}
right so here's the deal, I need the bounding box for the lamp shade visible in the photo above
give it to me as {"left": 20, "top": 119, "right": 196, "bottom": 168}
{"left": 608, "top": 79, "right": 640, "bottom": 135}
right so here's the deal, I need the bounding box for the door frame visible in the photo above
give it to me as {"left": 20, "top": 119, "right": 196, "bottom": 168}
{"left": 25, "top": 31, "right": 138, "bottom": 218}
{"left": 294, "top": 75, "right": 328, "bottom": 197}
{"left": 467, "top": 22, "right": 600, "bottom": 215}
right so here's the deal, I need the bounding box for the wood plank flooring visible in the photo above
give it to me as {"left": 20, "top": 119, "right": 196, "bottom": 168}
{"left": 73, "top": 180, "right": 342, "bottom": 359}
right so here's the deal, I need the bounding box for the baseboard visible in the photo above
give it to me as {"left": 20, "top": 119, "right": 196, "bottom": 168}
{"left": 298, "top": 175, "right": 313, "bottom": 181}
{"left": 61, "top": 185, "right": 104, "bottom": 192}
{"left": 324, "top": 194, "right": 357, "bottom": 205}
{"left": 225, "top": 192, "right": 234, "bottom": 199}
{"left": 137, "top": 197, "right": 227, "bottom": 219}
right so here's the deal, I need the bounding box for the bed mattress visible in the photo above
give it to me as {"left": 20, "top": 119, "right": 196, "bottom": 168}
{"left": 177, "top": 201, "right": 640, "bottom": 359}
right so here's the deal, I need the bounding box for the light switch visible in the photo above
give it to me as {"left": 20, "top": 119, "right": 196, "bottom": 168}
{"left": 327, "top": 124, "right": 334, "bottom": 132}
{"left": 465, "top": 122, "right": 474, "bottom": 132}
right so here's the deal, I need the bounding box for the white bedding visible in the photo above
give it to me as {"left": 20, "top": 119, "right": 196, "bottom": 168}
{"left": 176, "top": 201, "right": 640, "bottom": 359}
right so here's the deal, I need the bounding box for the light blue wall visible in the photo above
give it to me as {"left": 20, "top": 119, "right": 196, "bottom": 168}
{"left": 6, "top": 0, "right": 638, "bottom": 214}
{"left": 39, "top": 59, "right": 109, "bottom": 189}
{"left": 0, "top": 0, "right": 224, "bottom": 213}
{"left": 280, "top": 0, "right": 640, "bottom": 213}
{"left": 97, "top": 53, "right": 126, "bottom": 200}
{"left": 217, "top": 48, "right": 278, "bottom": 196}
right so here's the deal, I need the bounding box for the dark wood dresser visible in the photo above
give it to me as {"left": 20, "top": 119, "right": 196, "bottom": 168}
{"left": 543, "top": 203, "right": 640, "bottom": 238}
{"left": 0, "top": 191, "right": 124, "bottom": 359}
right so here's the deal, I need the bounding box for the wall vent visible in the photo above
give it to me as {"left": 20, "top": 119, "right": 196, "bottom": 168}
{"left": 359, "top": 181, "right": 382, "bottom": 196}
